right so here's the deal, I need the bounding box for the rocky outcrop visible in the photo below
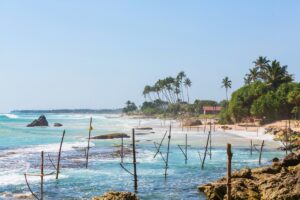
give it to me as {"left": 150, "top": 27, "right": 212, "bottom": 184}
{"left": 54, "top": 123, "right": 63, "bottom": 127}
{"left": 92, "top": 191, "right": 139, "bottom": 200}
{"left": 91, "top": 133, "right": 130, "bottom": 139}
{"left": 27, "top": 115, "right": 49, "bottom": 127}
{"left": 198, "top": 152, "right": 300, "bottom": 200}
{"left": 183, "top": 119, "right": 202, "bottom": 126}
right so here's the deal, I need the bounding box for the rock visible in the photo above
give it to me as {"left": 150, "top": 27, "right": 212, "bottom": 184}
{"left": 272, "top": 157, "right": 279, "bottom": 163}
{"left": 282, "top": 153, "right": 300, "bottom": 167}
{"left": 27, "top": 115, "right": 48, "bottom": 127}
{"left": 135, "top": 127, "right": 153, "bottom": 130}
{"left": 91, "top": 133, "right": 130, "bottom": 139}
{"left": 198, "top": 152, "right": 300, "bottom": 200}
{"left": 183, "top": 119, "right": 202, "bottom": 126}
{"left": 92, "top": 191, "right": 139, "bottom": 200}
{"left": 54, "top": 123, "right": 63, "bottom": 127}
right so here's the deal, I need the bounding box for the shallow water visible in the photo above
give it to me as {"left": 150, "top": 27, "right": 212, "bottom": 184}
{"left": 0, "top": 113, "right": 284, "bottom": 199}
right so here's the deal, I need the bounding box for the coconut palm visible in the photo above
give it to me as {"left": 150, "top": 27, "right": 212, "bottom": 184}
{"left": 176, "top": 71, "right": 186, "bottom": 101}
{"left": 221, "top": 76, "right": 232, "bottom": 102}
{"left": 184, "top": 78, "right": 192, "bottom": 103}
{"left": 143, "top": 85, "right": 153, "bottom": 101}
{"left": 253, "top": 56, "right": 270, "bottom": 69}
{"left": 260, "top": 60, "right": 293, "bottom": 88}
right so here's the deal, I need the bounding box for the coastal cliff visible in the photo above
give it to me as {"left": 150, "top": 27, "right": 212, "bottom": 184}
{"left": 198, "top": 152, "right": 300, "bottom": 200}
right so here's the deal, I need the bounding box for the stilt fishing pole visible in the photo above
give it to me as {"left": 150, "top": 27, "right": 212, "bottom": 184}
{"left": 85, "top": 117, "right": 93, "bottom": 168}
{"left": 178, "top": 134, "right": 190, "bottom": 164}
{"left": 153, "top": 131, "right": 167, "bottom": 158}
{"left": 201, "top": 129, "right": 211, "bottom": 169}
{"left": 164, "top": 124, "right": 171, "bottom": 178}
{"left": 24, "top": 151, "right": 55, "bottom": 200}
{"left": 120, "top": 129, "right": 138, "bottom": 192}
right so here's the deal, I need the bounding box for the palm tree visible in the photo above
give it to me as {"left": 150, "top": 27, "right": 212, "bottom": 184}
{"left": 143, "top": 85, "right": 153, "bottom": 101}
{"left": 184, "top": 78, "right": 192, "bottom": 103}
{"left": 253, "top": 56, "right": 270, "bottom": 69}
{"left": 260, "top": 60, "right": 293, "bottom": 88}
{"left": 221, "top": 76, "right": 232, "bottom": 102}
{"left": 176, "top": 71, "right": 186, "bottom": 101}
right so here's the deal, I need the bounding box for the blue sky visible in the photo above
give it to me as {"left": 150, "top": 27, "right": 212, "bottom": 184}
{"left": 0, "top": 1, "right": 300, "bottom": 112}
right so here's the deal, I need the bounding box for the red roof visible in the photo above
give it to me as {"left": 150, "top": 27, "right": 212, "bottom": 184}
{"left": 203, "top": 106, "right": 222, "bottom": 111}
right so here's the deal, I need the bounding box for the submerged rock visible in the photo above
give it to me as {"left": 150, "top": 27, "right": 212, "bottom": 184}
{"left": 27, "top": 115, "right": 48, "bottom": 127}
{"left": 135, "top": 127, "right": 153, "bottom": 130}
{"left": 54, "top": 122, "right": 63, "bottom": 127}
{"left": 198, "top": 152, "right": 300, "bottom": 200}
{"left": 91, "top": 133, "right": 130, "bottom": 139}
{"left": 92, "top": 191, "right": 139, "bottom": 200}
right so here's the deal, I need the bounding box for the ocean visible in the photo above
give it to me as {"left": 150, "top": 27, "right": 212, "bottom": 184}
{"left": 0, "top": 113, "right": 284, "bottom": 199}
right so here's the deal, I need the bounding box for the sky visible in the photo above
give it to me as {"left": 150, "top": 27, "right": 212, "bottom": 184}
{"left": 0, "top": 1, "right": 300, "bottom": 112}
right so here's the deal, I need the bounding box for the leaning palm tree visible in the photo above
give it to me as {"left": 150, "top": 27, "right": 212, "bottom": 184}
{"left": 184, "top": 78, "right": 192, "bottom": 103}
{"left": 177, "top": 71, "right": 186, "bottom": 101}
{"left": 221, "top": 76, "right": 232, "bottom": 102}
{"left": 143, "top": 85, "right": 153, "bottom": 101}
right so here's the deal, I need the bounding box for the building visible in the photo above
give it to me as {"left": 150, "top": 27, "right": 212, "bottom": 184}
{"left": 203, "top": 106, "right": 222, "bottom": 115}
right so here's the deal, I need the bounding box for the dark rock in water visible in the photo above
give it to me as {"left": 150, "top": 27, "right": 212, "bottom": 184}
{"left": 27, "top": 115, "right": 48, "bottom": 127}
{"left": 272, "top": 157, "right": 279, "bottom": 162}
{"left": 92, "top": 191, "right": 139, "bottom": 200}
{"left": 91, "top": 133, "right": 130, "bottom": 139}
{"left": 54, "top": 123, "right": 63, "bottom": 127}
{"left": 135, "top": 127, "right": 153, "bottom": 130}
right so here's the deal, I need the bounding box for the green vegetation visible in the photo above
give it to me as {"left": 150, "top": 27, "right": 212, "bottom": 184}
{"left": 221, "top": 56, "right": 299, "bottom": 124}
{"left": 123, "top": 56, "right": 299, "bottom": 125}
{"left": 122, "top": 101, "right": 138, "bottom": 113}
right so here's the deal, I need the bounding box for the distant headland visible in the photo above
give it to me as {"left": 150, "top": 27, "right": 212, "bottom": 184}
{"left": 11, "top": 109, "right": 122, "bottom": 114}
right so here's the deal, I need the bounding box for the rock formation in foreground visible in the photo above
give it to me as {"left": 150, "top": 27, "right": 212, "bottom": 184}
{"left": 198, "top": 152, "right": 300, "bottom": 200}
{"left": 27, "top": 115, "right": 49, "bottom": 127}
{"left": 92, "top": 191, "right": 139, "bottom": 200}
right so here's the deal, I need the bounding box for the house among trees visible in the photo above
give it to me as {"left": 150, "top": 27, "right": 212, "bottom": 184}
{"left": 203, "top": 106, "right": 222, "bottom": 115}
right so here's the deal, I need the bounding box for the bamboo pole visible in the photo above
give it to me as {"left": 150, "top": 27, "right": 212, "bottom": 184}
{"left": 85, "top": 117, "right": 93, "bottom": 168}
{"left": 285, "top": 120, "right": 288, "bottom": 155}
{"left": 41, "top": 151, "right": 44, "bottom": 200}
{"left": 56, "top": 130, "right": 66, "bottom": 179}
{"left": 227, "top": 144, "right": 232, "bottom": 200}
{"left": 164, "top": 124, "right": 171, "bottom": 177}
{"left": 258, "top": 140, "right": 264, "bottom": 165}
{"left": 132, "top": 129, "right": 138, "bottom": 191}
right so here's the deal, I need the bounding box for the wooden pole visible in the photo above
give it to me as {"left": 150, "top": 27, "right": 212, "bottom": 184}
{"left": 210, "top": 123, "right": 212, "bottom": 160}
{"left": 258, "top": 140, "right": 264, "bottom": 165}
{"left": 285, "top": 120, "right": 288, "bottom": 155}
{"left": 121, "top": 136, "right": 124, "bottom": 163}
{"left": 185, "top": 133, "right": 187, "bottom": 164}
{"left": 164, "top": 124, "right": 171, "bottom": 177}
{"left": 227, "top": 144, "right": 232, "bottom": 200}
{"left": 132, "top": 129, "right": 138, "bottom": 191}
{"left": 41, "top": 151, "right": 44, "bottom": 200}
{"left": 56, "top": 130, "right": 66, "bottom": 179}
{"left": 250, "top": 139, "right": 252, "bottom": 156}
{"left": 86, "top": 117, "right": 93, "bottom": 168}
{"left": 201, "top": 131, "right": 210, "bottom": 169}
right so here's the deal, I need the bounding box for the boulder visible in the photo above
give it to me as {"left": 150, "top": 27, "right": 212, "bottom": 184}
{"left": 198, "top": 152, "right": 300, "bottom": 200}
{"left": 54, "top": 123, "right": 63, "bottom": 127}
{"left": 91, "top": 133, "right": 130, "bottom": 139}
{"left": 282, "top": 153, "right": 300, "bottom": 167}
{"left": 27, "top": 115, "right": 48, "bottom": 127}
{"left": 183, "top": 119, "right": 202, "bottom": 126}
{"left": 92, "top": 191, "right": 139, "bottom": 200}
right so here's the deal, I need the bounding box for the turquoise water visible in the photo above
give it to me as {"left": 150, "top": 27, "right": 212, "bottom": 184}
{"left": 0, "top": 113, "right": 284, "bottom": 200}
